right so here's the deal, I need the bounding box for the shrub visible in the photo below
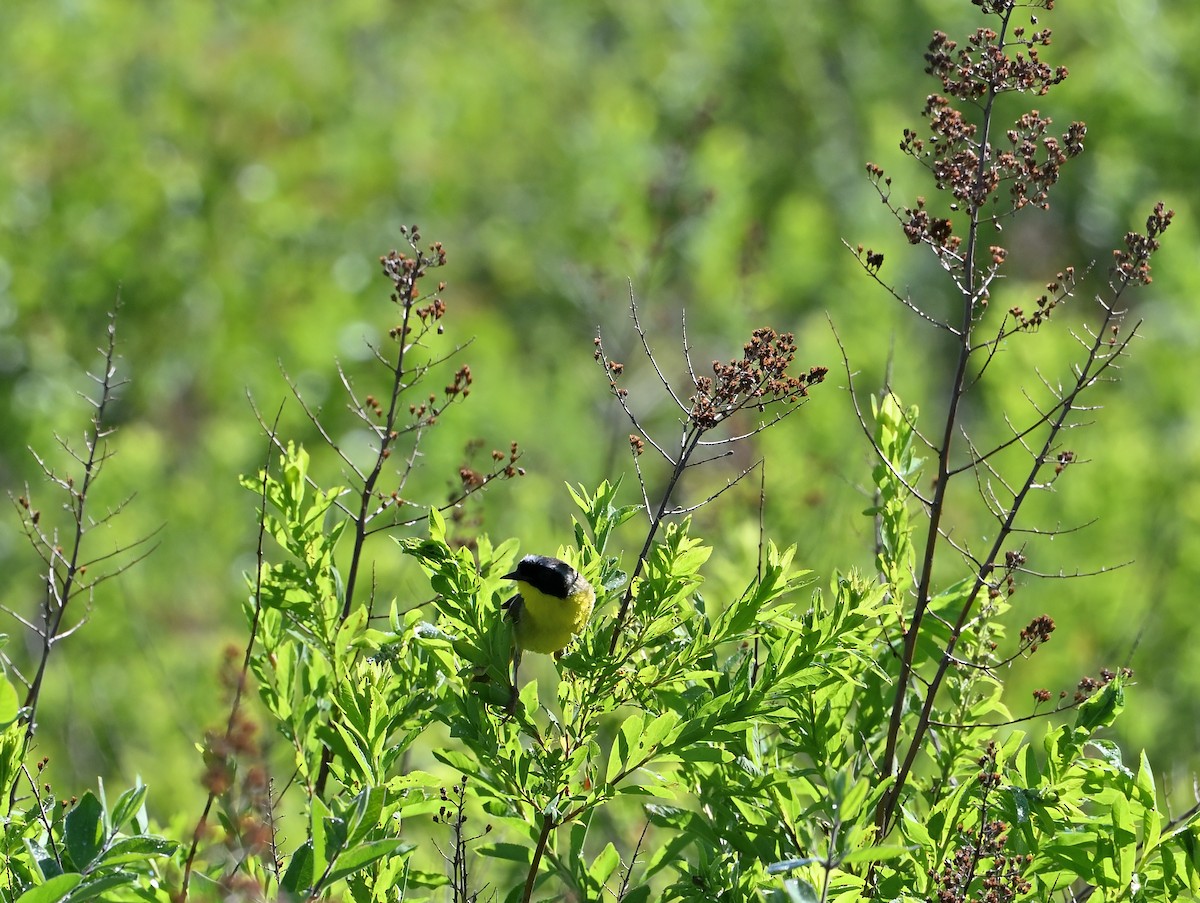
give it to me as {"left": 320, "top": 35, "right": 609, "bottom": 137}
{"left": 2, "top": 2, "right": 1194, "bottom": 901}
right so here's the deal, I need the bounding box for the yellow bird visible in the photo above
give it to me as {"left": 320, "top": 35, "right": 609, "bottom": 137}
{"left": 502, "top": 555, "right": 595, "bottom": 710}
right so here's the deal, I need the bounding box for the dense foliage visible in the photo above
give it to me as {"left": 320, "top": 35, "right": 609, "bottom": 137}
{"left": 0, "top": 0, "right": 1196, "bottom": 900}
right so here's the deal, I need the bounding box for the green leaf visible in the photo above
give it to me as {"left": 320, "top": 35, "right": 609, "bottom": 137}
{"left": 477, "top": 842, "right": 532, "bottom": 864}
{"left": 93, "top": 835, "right": 177, "bottom": 866}
{"left": 326, "top": 720, "right": 377, "bottom": 786}
{"left": 766, "top": 857, "right": 823, "bottom": 873}
{"left": 901, "top": 809, "right": 932, "bottom": 847}
{"left": 588, "top": 842, "right": 621, "bottom": 885}
{"left": 326, "top": 839, "right": 414, "bottom": 884}
{"left": 14, "top": 874, "right": 82, "bottom": 903}
{"left": 838, "top": 845, "right": 911, "bottom": 865}
{"left": 1089, "top": 739, "right": 1133, "bottom": 778}
{"left": 0, "top": 674, "right": 21, "bottom": 729}
{"left": 63, "top": 792, "right": 104, "bottom": 871}
{"left": 428, "top": 507, "right": 447, "bottom": 544}
{"left": 56, "top": 872, "right": 136, "bottom": 901}
{"left": 606, "top": 711, "right": 643, "bottom": 785}
{"left": 1135, "top": 749, "right": 1157, "bottom": 806}
{"left": 675, "top": 744, "right": 732, "bottom": 764}
{"left": 345, "top": 785, "right": 387, "bottom": 846}
{"left": 323, "top": 815, "right": 349, "bottom": 862}
{"left": 109, "top": 785, "right": 148, "bottom": 834}
{"left": 621, "top": 887, "right": 652, "bottom": 903}
{"left": 641, "top": 710, "right": 681, "bottom": 751}
{"left": 1075, "top": 679, "right": 1124, "bottom": 733}
{"left": 780, "top": 878, "right": 821, "bottom": 903}
{"left": 311, "top": 795, "right": 333, "bottom": 877}
{"left": 1113, "top": 795, "right": 1135, "bottom": 889}
{"left": 837, "top": 776, "right": 872, "bottom": 822}
{"left": 281, "top": 841, "right": 315, "bottom": 895}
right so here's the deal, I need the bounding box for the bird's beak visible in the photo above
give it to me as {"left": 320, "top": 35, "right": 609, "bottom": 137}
{"left": 501, "top": 569, "right": 519, "bottom": 581}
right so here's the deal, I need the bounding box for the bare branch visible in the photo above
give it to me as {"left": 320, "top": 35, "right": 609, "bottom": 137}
{"left": 830, "top": 318, "right": 933, "bottom": 508}
{"left": 628, "top": 282, "right": 688, "bottom": 413}
{"left": 843, "top": 240, "right": 959, "bottom": 334}
{"left": 671, "top": 459, "right": 764, "bottom": 513}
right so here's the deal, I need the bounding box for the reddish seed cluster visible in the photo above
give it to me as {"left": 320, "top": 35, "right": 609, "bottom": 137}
{"left": 999, "top": 113, "right": 1085, "bottom": 211}
{"left": 688, "top": 329, "right": 827, "bottom": 431}
{"left": 1011, "top": 266, "right": 1076, "bottom": 331}
{"left": 595, "top": 341, "right": 631, "bottom": 399}
{"left": 501, "top": 440, "right": 524, "bottom": 479}
{"left": 1111, "top": 202, "right": 1174, "bottom": 288}
{"left": 929, "top": 744, "right": 1032, "bottom": 902}
{"left": 379, "top": 226, "right": 449, "bottom": 332}
{"left": 865, "top": 161, "right": 889, "bottom": 188}
{"left": 923, "top": 21, "right": 1066, "bottom": 102}
{"left": 458, "top": 466, "right": 486, "bottom": 489}
{"left": 972, "top": 0, "right": 1054, "bottom": 13}
{"left": 409, "top": 394, "right": 437, "bottom": 421}
{"left": 459, "top": 441, "right": 524, "bottom": 490}
{"left": 418, "top": 296, "right": 446, "bottom": 323}
{"left": 855, "top": 244, "right": 886, "bottom": 273}
{"left": 987, "top": 549, "right": 1025, "bottom": 600}
{"left": 977, "top": 744, "right": 1002, "bottom": 790}
{"left": 17, "top": 495, "right": 40, "bottom": 525}
{"left": 445, "top": 364, "right": 472, "bottom": 399}
{"left": 1003, "top": 550, "right": 1026, "bottom": 569}
{"left": 888, "top": 15, "right": 1086, "bottom": 264}
{"left": 1073, "top": 666, "right": 1132, "bottom": 703}
{"left": 902, "top": 95, "right": 1082, "bottom": 214}
{"left": 1020, "top": 614, "right": 1055, "bottom": 652}
{"left": 901, "top": 196, "right": 957, "bottom": 250}
{"left": 431, "top": 775, "right": 493, "bottom": 840}
{"left": 200, "top": 648, "right": 270, "bottom": 866}
{"left": 1074, "top": 674, "right": 1102, "bottom": 701}
{"left": 381, "top": 249, "right": 417, "bottom": 277}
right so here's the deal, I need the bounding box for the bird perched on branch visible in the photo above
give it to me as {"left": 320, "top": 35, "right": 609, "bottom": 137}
{"left": 502, "top": 554, "right": 595, "bottom": 711}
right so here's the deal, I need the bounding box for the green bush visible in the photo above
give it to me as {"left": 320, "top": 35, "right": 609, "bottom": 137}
{"left": 1, "top": 2, "right": 1196, "bottom": 901}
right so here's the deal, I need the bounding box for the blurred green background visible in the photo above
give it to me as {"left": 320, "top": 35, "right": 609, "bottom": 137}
{"left": 1, "top": 0, "right": 1197, "bottom": 818}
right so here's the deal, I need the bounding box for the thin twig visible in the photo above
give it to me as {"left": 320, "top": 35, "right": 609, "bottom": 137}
{"left": 180, "top": 401, "right": 284, "bottom": 901}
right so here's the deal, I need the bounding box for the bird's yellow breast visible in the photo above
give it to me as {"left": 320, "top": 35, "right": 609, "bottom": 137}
{"left": 512, "top": 581, "right": 595, "bottom": 654}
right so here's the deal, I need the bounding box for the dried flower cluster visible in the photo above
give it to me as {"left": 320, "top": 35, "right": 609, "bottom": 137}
{"left": 381, "top": 224, "right": 448, "bottom": 338}
{"left": 1111, "top": 202, "right": 1174, "bottom": 289}
{"left": 929, "top": 742, "right": 1032, "bottom": 903}
{"left": 1018, "top": 614, "right": 1055, "bottom": 652}
{"left": 1008, "top": 266, "right": 1075, "bottom": 331}
{"left": 1073, "top": 666, "right": 1131, "bottom": 703}
{"left": 432, "top": 776, "right": 492, "bottom": 902}
{"left": 924, "top": 19, "right": 1067, "bottom": 100}
{"left": 459, "top": 441, "right": 525, "bottom": 490}
{"left": 689, "top": 329, "right": 827, "bottom": 431}
{"left": 445, "top": 364, "right": 473, "bottom": 400}
{"left": 1052, "top": 450, "right": 1074, "bottom": 475}
{"left": 197, "top": 645, "right": 276, "bottom": 893}
{"left": 985, "top": 549, "right": 1026, "bottom": 602}
{"left": 595, "top": 304, "right": 827, "bottom": 649}
{"left": 865, "top": 8, "right": 1089, "bottom": 296}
